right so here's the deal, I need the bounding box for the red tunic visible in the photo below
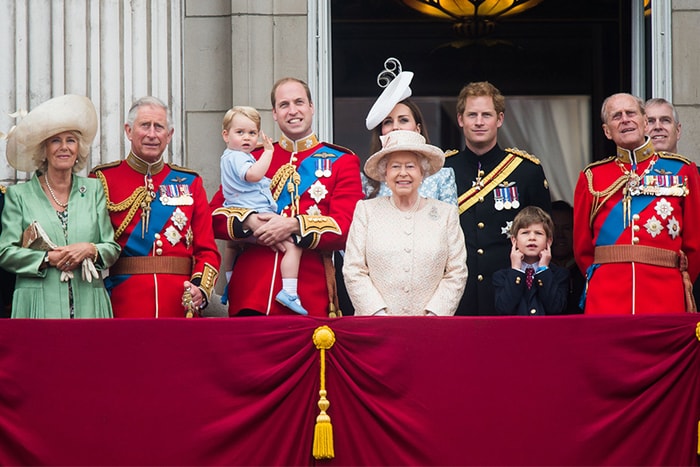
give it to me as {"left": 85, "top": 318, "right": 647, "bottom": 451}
{"left": 93, "top": 156, "right": 220, "bottom": 318}
{"left": 211, "top": 134, "right": 363, "bottom": 316}
{"left": 574, "top": 139, "right": 700, "bottom": 314}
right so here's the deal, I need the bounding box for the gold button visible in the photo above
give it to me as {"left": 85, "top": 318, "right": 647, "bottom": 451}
{"left": 632, "top": 225, "right": 640, "bottom": 232}
{"left": 632, "top": 214, "right": 640, "bottom": 221}
{"left": 530, "top": 309, "right": 537, "bottom": 315}
{"left": 477, "top": 249, "right": 484, "bottom": 255}
{"left": 632, "top": 237, "right": 640, "bottom": 244}
{"left": 155, "top": 248, "right": 163, "bottom": 255}
{"left": 478, "top": 197, "right": 484, "bottom": 203}
{"left": 156, "top": 240, "right": 163, "bottom": 247}
{"left": 477, "top": 222, "right": 485, "bottom": 229}
{"left": 154, "top": 233, "right": 161, "bottom": 239}
{"left": 477, "top": 274, "right": 484, "bottom": 281}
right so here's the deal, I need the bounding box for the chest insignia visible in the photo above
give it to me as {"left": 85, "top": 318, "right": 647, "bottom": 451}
{"left": 160, "top": 184, "right": 194, "bottom": 206}
{"left": 494, "top": 182, "right": 519, "bottom": 211}
{"left": 309, "top": 180, "right": 328, "bottom": 203}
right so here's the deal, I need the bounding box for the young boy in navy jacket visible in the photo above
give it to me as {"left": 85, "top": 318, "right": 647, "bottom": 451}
{"left": 493, "top": 206, "right": 569, "bottom": 315}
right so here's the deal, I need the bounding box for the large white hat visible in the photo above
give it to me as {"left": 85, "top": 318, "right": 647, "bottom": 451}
{"left": 5, "top": 94, "right": 98, "bottom": 173}
{"left": 364, "top": 130, "right": 444, "bottom": 181}
{"left": 365, "top": 70, "right": 414, "bottom": 131}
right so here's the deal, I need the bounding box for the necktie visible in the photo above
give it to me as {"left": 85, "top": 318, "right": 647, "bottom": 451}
{"left": 525, "top": 267, "right": 535, "bottom": 289}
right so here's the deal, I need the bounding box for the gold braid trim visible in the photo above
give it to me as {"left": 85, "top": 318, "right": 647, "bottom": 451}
{"left": 95, "top": 170, "right": 149, "bottom": 240}
{"left": 270, "top": 163, "right": 296, "bottom": 200}
{"left": 269, "top": 163, "right": 301, "bottom": 215}
{"left": 585, "top": 168, "right": 628, "bottom": 228}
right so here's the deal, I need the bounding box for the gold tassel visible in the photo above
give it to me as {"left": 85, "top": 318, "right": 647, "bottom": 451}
{"left": 697, "top": 420, "right": 700, "bottom": 455}
{"left": 312, "top": 326, "right": 336, "bottom": 460}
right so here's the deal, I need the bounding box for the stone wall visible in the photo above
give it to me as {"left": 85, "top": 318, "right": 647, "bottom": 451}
{"left": 673, "top": 0, "right": 700, "bottom": 162}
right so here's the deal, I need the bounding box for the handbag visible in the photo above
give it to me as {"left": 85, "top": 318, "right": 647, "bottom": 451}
{"left": 22, "top": 221, "right": 58, "bottom": 251}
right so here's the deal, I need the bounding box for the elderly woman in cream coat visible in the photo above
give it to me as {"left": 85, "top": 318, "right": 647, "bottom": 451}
{"left": 343, "top": 130, "right": 467, "bottom": 316}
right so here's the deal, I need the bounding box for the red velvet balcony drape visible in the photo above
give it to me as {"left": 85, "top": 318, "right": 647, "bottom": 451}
{"left": 0, "top": 315, "right": 698, "bottom": 466}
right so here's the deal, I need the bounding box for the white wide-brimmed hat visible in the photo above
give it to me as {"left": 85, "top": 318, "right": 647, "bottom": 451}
{"left": 364, "top": 130, "right": 445, "bottom": 181}
{"left": 365, "top": 70, "right": 414, "bottom": 131}
{"left": 5, "top": 94, "right": 98, "bottom": 173}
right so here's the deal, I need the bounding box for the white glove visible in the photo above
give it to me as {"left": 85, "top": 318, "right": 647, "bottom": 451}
{"left": 81, "top": 258, "right": 99, "bottom": 283}
{"left": 60, "top": 270, "right": 74, "bottom": 282}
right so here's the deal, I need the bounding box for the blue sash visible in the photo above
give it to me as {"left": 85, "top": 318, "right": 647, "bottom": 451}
{"left": 595, "top": 158, "right": 683, "bottom": 247}
{"left": 274, "top": 145, "right": 345, "bottom": 212}
{"left": 106, "top": 168, "right": 196, "bottom": 291}
{"left": 582, "top": 157, "right": 684, "bottom": 309}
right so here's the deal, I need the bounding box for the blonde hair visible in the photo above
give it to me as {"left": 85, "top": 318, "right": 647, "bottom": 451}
{"left": 34, "top": 130, "right": 91, "bottom": 173}
{"left": 222, "top": 106, "right": 261, "bottom": 131}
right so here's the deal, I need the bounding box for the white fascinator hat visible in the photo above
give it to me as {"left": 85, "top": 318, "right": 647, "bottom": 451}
{"left": 365, "top": 58, "right": 414, "bottom": 131}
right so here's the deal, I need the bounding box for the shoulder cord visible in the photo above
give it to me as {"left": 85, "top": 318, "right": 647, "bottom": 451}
{"left": 585, "top": 169, "right": 628, "bottom": 228}
{"left": 95, "top": 170, "right": 149, "bottom": 240}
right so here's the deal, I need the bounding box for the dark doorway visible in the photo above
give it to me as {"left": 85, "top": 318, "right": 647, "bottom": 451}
{"left": 331, "top": 0, "right": 642, "bottom": 164}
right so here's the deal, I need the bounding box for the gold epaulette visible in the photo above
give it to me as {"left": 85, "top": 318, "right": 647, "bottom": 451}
{"left": 91, "top": 160, "right": 122, "bottom": 173}
{"left": 583, "top": 156, "right": 616, "bottom": 172}
{"left": 322, "top": 142, "right": 355, "bottom": 156}
{"left": 168, "top": 163, "right": 201, "bottom": 177}
{"left": 506, "top": 147, "right": 541, "bottom": 165}
{"left": 658, "top": 151, "right": 693, "bottom": 164}
{"left": 444, "top": 149, "right": 459, "bottom": 158}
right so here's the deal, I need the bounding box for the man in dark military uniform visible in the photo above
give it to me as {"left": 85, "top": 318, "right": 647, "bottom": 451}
{"left": 445, "top": 81, "right": 551, "bottom": 315}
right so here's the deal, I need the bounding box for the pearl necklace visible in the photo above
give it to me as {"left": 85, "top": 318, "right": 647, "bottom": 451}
{"left": 45, "top": 174, "right": 69, "bottom": 208}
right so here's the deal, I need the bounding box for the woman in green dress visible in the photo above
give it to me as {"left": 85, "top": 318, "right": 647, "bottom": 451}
{"left": 0, "top": 94, "right": 120, "bottom": 318}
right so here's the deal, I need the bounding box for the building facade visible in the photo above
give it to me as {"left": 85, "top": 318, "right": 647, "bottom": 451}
{"left": 1, "top": 0, "right": 699, "bottom": 200}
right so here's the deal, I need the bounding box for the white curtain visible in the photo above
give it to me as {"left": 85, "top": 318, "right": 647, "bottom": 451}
{"left": 499, "top": 96, "right": 591, "bottom": 205}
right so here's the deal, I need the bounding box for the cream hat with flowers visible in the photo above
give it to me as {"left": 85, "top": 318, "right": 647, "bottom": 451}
{"left": 5, "top": 94, "right": 97, "bottom": 173}
{"left": 364, "top": 130, "right": 445, "bottom": 182}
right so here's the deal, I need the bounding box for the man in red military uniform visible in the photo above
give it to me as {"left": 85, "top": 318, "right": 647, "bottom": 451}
{"left": 574, "top": 93, "right": 700, "bottom": 314}
{"left": 210, "top": 77, "right": 363, "bottom": 317}
{"left": 93, "top": 96, "right": 220, "bottom": 318}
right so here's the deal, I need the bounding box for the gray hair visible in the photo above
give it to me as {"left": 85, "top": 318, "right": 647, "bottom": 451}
{"left": 34, "top": 130, "right": 91, "bottom": 173}
{"left": 600, "top": 93, "right": 645, "bottom": 123}
{"left": 644, "top": 97, "right": 680, "bottom": 124}
{"left": 126, "top": 96, "right": 173, "bottom": 131}
{"left": 376, "top": 152, "right": 430, "bottom": 182}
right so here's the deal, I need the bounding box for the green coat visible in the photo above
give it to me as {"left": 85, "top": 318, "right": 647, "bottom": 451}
{"left": 0, "top": 175, "right": 121, "bottom": 318}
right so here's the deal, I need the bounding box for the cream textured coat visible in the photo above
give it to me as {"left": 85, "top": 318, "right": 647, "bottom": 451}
{"left": 343, "top": 197, "right": 467, "bottom": 316}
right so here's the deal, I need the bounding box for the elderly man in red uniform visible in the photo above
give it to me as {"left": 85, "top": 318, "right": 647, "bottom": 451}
{"left": 574, "top": 93, "right": 700, "bottom": 314}
{"left": 211, "top": 77, "right": 363, "bottom": 317}
{"left": 92, "top": 96, "right": 220, "bottom": 318}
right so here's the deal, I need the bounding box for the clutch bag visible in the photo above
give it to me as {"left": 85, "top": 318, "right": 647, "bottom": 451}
{"left": 22, "top": 221, "right": 58, "bottom": 251}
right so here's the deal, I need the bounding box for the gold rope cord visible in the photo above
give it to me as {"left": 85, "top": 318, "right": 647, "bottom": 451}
{"left": 585, "top": 169, "right": 628, "bottom": 229}
{"left": 269, "top": 163, "right": 301, "bottom": 215}
{"left": 95, "top": 171, "right": 149, "bottom": 240}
